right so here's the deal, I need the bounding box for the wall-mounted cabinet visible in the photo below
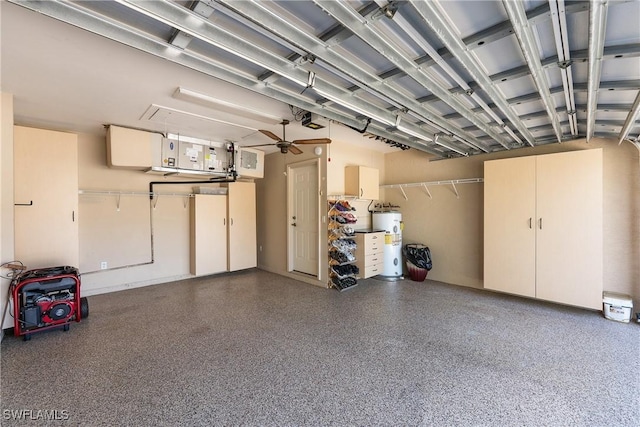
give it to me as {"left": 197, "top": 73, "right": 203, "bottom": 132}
{"left": 14, "top": 126, "right": 79, "bottom": 268}
{"left": 345, "top": 166, "right": 379, "bottom": 200}
{"left": 106, "top": 125, "right": 158, "bottom": 169}
{"left": 190, "top": 195, "right": 227, "bottom": 276}
{"left": 484, "top": 149, "right": 603, "bottom": 309}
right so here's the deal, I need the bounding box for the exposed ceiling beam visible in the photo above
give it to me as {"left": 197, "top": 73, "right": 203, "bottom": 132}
{"left": 503, "top": 0, "right": 564, "bottom": 143}
{"left": 312, "top": 0, "right": 514, "bottom": 152}
{"left": 586, "top": 0, "right": 609, "bottom": 142}
{"left": 9, "top": 0, "right": 441, "bottom": 156}
{"left": 618, "top": 91, "right": 640, "bottom": 144}
{"left": 411, "top": 0, "right": 536, "bottom": 146}
{"left": 549, "top": 0, "right": 578, "bottom": 135}
{"left": 214, "top": 0, "right": 489, "bottom": 153}
{"left": 111, "top": 0, "right": 449, "bottom": 153}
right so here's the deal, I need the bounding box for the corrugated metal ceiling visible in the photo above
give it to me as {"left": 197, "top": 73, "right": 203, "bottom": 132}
{"left": 6, "top": 0, "right": 640, "bottom": 158}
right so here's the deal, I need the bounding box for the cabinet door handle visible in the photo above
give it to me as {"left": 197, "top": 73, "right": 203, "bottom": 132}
{"left": 360, "top": 188, "right": 363, "bottom": 197}
{"left": 230, "top": 218, "right": 234, "bottom": 226}
{"left": 539, "top": 218, "right": 543, "bottom": 230}
{"left": 224, "top": 218, "right": 226, "bottom": 226}
{"left": 529, "top": 218, "right": 532, "bottom": 229}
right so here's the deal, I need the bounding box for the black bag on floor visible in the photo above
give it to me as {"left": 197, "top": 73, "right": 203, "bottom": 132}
{"left": 403, "top": 244, "right": 432, "bottom": 270}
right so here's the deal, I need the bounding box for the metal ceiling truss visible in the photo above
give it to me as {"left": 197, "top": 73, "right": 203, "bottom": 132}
{"left": 311, "top": 0, "right": 516, "bottom": 153}
{"left": 213, "top": 0, "right": 488, "bottom": 155}
{"left": 12, "top": 0, "right": 440, "bottom": 156}
{"left": 586, "top": 0, "right": 609, "bottom": 142}
{"left": 9, "top": 0, "right": 640, "bottom": 155}
{"left": 503, "top": 0, "right": 564, "bottom": 143}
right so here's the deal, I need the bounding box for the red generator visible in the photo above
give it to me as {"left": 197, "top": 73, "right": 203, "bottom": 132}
{"left": 11, "top": 266, "right": 88, "bottom": 341}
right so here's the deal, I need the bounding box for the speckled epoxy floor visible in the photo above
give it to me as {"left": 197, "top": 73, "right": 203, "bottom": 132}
{"left": 1, "top": 269, "right": 639, "bottom": 426}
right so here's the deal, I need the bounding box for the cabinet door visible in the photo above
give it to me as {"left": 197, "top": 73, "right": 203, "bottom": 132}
{"left": 227, "top": 182, "right": 257, "bottom": 271}
{"left": 535, "top": 149, "right": 603, "bottom": 309}
{"left": 190, "top": 195, "right": 227, "bottom": 276}
{"left": 345, "top": 166, "right": 379, "bottom": 200}
{"left": 359, "top": 166, "right": 379, "bottom": 200}
{"left": 14, "top": 126, "right": 79, "bottom": 268}
{"left": 483, "top": 156, "right": 536, "bottom": 297}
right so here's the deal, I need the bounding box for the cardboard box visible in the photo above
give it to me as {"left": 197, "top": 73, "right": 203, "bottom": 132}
{"left": 602, "top": 292, "right": 633, "bottom": 323}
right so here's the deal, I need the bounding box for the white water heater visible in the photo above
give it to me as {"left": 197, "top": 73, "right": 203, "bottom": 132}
{"left": 372, "top": 212, "right": 403, "bottom": 280}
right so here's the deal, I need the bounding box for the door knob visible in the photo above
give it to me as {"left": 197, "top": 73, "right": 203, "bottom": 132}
{"left": 291, "top": 223, "right": 297, "bottom": 227}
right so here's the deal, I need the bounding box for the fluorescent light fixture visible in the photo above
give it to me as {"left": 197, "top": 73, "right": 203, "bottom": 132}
{"left": 397, "top": 125, "right": 468, "bottom": 156}
{"left": 114, "top": 0, "right": 309, "bottom": 89}
{"left": 550, "top": 0, "right": 578, "bottom": 136}
{"left": 173, "top": 87, "right": 281, "bottom": 125}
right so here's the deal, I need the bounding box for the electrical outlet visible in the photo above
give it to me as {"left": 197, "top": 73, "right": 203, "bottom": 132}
{"left": 100, "top": 261, "right": 108, "bottom": 270}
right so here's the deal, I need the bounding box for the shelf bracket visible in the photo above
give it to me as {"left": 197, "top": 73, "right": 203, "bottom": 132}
{"left": 398, "top": 186, "right": 408, "bottom": 201}
{"left": 379, "top": 178, "right": 483, "bottom": 201}
{"left": 116, "top": 193, "right": 121, "bottom": 212}
{"left": 450, "top": 182, "right": 459, "bottom": 199}
{"left": 421, "top": 183, "right": 432, "bottom": 199}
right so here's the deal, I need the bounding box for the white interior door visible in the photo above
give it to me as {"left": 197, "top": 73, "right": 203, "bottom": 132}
{"left": 288, "top": 160, "right": 319, "bottom": 276}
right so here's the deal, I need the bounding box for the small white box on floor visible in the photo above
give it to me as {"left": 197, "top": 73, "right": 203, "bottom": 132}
{"left": 602, "top": 292, "right": 633, "bottom": 323}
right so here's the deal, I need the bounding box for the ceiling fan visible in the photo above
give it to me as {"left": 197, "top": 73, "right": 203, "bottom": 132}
{"left": 246, "top": 119, "right": 331, "bottom": 154}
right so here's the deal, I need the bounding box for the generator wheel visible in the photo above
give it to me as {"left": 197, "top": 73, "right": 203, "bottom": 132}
{"left": 80, "top": 297, "right": 89, "bottom": 319}
{"left": 23, "top": 334, "right": 31, "bottom": 341}
{"left": 63, "top": 324, "right": 70, "bottom": 332}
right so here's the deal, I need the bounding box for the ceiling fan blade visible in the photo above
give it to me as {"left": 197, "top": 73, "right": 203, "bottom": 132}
{"left": 291, "top": 138, "right": 331, "bottom": 145}
{"left": 259, "top": 129, "right": 282, "bottom": 141}
{"left": 243, "top": 143, "right": 275, "bottom": 148}
{"left": 288, "top": 145, "right": 303, "bottom": 155}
